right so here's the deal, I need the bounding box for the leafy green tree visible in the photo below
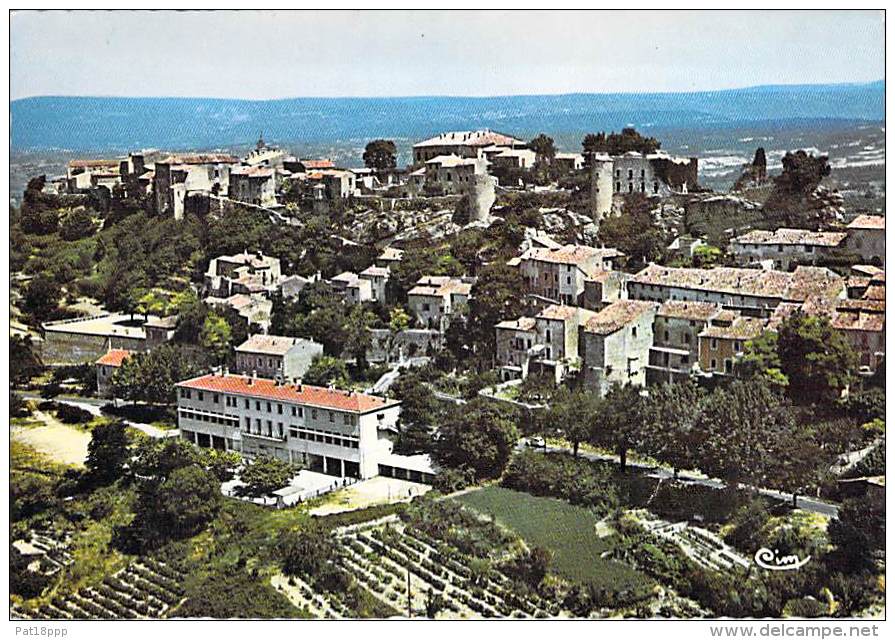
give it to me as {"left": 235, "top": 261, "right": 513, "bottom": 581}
{"left": 582, "top": 128, "right": 660, "bottom": 157}
{"left": 598, "top": 193, "right": 666, "bottom": 268}
{"left": 343, "top": 305, "right": 375, "bottom": 370}
{"left": 110, "top": 344, "right": 210, "bottom": 405}
{"left": 739, "top": 331, "right": 788, "bottom": 388}
{"left": 390, "top": 373, "right": 440, "bottom": 454}
{"left": 828, "top": 494, "right": 885, "bottom": 570}
{"left": 362, "top": 139, "right": 398, "bottom": 171}
{"left": 693, "top": 380, "right": 807, "bottom": 491}
{"left": 85, "top": 421, "right": 130, "bottom": 485}
{"left": 303, "top": 354, "right": 350, "bottom": 388}
{"left": 590, "top": 384, "right": 644, "bottom": 472}
{"left": 466, "top": 262, "right": 526, "bottom": 360}
{"left": 201, "top": 312, "right": 232, "bottom": 364}
{"left": 135, "top": 466, "right": 221, "bottom": 544}
{"left": 640, "top": 380, "right": 705, "bottom": 477}
{"left": 59, "top": 208, "right": 97, "bottom": 241}
{"left": 529, "top": 133, "right": 557, "bottom": 167}
{"left": 240, "top": 455, "right": 295, "bottom": 497}
{"left": 550, "top": 388, "right": 598, "bottom": 457}
{"left": 434, "top": 398, "right": 519, "bottom": 479}
{"left": 280, "top": 523, "right": 335, "bottom": 579}
{"left": 10, "top": 335, "right": 43, "bottom": 386}
{"left": 22, "top": 274, "right": 62, "bottom": 324}
{"left": 777, "top": 312, "right": 858, "bottom": 404}
{"left": 130, "top": 437, "right": 202, "bottom": 479}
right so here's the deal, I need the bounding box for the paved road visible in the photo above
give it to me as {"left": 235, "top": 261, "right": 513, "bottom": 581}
{"left": 537, "top": 443, "right": 839, "bottom": 519}
{"left": 21, "top": 394, "right": 176, "bottom": 440}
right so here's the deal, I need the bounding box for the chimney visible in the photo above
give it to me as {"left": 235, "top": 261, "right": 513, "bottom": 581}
{"left": 248, "top": 370, "right": 256, "bottom": 385}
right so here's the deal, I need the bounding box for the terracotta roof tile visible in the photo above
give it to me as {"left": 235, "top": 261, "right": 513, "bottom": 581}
{"left": 583, "top": 300, "right": 657, "bottom": 335}
{"left": 177, "top": 374, "right": 398, "bottom": 414}
{"left": 95, "top": 349, "right": 132, "bottom": 367}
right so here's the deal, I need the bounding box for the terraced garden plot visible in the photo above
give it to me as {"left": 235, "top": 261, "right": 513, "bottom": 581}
{"left": 454, "top": 486, "right": 651, "bottom": 591}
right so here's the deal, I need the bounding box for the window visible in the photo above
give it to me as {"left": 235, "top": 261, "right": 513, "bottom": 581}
{"left": 628, "top": 169, "right": 633, "bottom": 179}
{"left": 733, "top": 341, "right": 742, "bottom": 352}
{"left": 329, "top": 411, "right": 335, "bottom": 423}
{"left": 266, "top": 402, "right": 272, "bottom": 412}
{"left": 213, "top": 394, "right": 219, "bottom": 404}
{"left": 291, "top": 406, "right": 297, "bottom": 416}
{"left": 244, "top": 417, "right": 251, "bottom": 430}
{"left": 198, "top": 392, "right": 204, "bottom": 401}
{"left": 664, "top": 330, "right": 670, "bottom": 342}
{"left": 710, "top": 358, "right": 717, "bottom": 370}
{"left": 256, "top": 401, "right": 261, "bottom": 410}
{"left": 632, "top": 326, "right": 637, "bottom": 337}
{"left": 268, "top": 358, "right": 274, "bottom": 368}
{"left": 710, "top": 338, "right": 718, "bottom": 350}
{"left": 312, "top": 409, "right": 318, "bottom": 420}
{"left": 277, "top": 404, "right": 283, "bottom": 414}
{"left": 615, "top": 181, "right": 621, "bottom": 191}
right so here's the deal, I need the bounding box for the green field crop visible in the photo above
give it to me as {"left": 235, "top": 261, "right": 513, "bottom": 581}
{"left": 454, "top": 486, "right": 650, "bottom": 591}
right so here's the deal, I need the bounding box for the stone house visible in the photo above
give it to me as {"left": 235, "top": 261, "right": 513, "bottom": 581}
{"left": 844, "top": 215, "right": 885, "bottom": 266}
{"left": 406, "top": 276, "right": 472, "bottom": 331}
{"left": 647, "top": 300, "right": 721, "bottom": 385}
{"left": 697, "top": 312, "right": 767, "bottom": 376}
{"left": 553, "top": 152, "right": 585, "bottom": 172}
{"left": 611, "top": 151, "right": 698, "bottom": 196}
{"left": 729, "top": 228, "right": 847, "bottom": 270}
{"left": 412, "top": 129, "right": 526, "bottom": 166}
{"left": 95, "top": 349, "right": 132, "bottom": 398}
{"left": 153, "top": 153, "right": 239, "bottom": 219}
{"left": 330, "top": 271, "right": 374, "bottom": 305}
{"left": 359, "top": 265, "right": 390, "bottom": 303}
{"left": 512, "top": 244, "right": 624, "bottom": 307}
{"left": 628, "top": 264, "right": 846, "bottom": 318}
{"left": 229, "top": 166, "right": 277, "bottom": 207}
{"left": 234, "top": 334, "right": 324, "bottom": 381}
{"left": 66, "top": 159, "right": 121, "bottom": 192}
{"left": 495, "top": 304, "right": 597, "bottom": 383}
{"left": 204, "top": 251, "right": 283, "bottom": 298}
{"left": 580, "top": 300, "right": 658, "bottom": 394}
{"left": 41, "top": 313, "right": 170, "bottom": 365}
{"left": 423, "top": 155, "right": 490, "bottom": 195}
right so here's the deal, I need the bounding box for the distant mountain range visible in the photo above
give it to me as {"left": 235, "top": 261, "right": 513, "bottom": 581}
{"left": 10, "top": 81, "right": 884, "bottom": 153}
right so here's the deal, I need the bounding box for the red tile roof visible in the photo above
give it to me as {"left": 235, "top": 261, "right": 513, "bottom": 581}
{"left": 847, "top": 215, "right": 885, "bottom": 230}
{"left": 176, "top": 374, "right": 399, "bottom": 414}
{"left": 95, "top": 349, "right": 132, "bottom": 367}
{"left": 301, "top": 159, "right": 335, "bottom": 169}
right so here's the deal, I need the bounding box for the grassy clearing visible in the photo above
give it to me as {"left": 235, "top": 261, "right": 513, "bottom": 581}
{"left": 454, "top": 486, "right": 650, "bottom": 591}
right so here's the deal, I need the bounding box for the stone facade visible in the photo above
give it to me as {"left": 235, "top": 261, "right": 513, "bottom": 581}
{"left": 580, "top": 300, "right": 658, "bottom": 394}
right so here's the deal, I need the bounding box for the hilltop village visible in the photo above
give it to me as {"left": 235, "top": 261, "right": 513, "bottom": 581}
{"left": 11, "top": 127, "right": 886, "bottom": 619}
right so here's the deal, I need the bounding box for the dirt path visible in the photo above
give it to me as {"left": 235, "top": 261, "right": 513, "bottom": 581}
{"left": 12, "top": 410, "right": 91, "bottom": 467}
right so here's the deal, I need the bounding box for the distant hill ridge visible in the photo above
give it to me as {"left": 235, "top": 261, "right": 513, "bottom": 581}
{"left": 10, "top": 81, "right": 884, "bottom": 152}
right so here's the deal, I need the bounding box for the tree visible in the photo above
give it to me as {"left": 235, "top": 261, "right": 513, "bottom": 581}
{"left": 434, "top": 398, "right": 519, "bottom": 479}
{"left": 693, "top": 380, "right": 804, "bottom": 491}
{"left": 343, "top": 305, "right": 375, "bottom": 370}
{"left": 390, "top": 373, "right": 440, "bottom": 454}
{"left": 466, "top": 262, "right": 526, "bottom": 360}
{"left": 777, "top": 312, "right": 857, "bottom": 404}
{"left": 739, "top": 331, "right": 788, "bottom": 389}
{"left": 386, "top": 306, "right": 411, "bottom": 362}
{"left": 129, "top": 465, "right": 221, "bottom": 548}
{"left": 280, "top": 523, "right": 335, "bottom": 580}
{"left": 202, "top": 449, "right": 242, "bottom": 483}
{"left": 201, "top": 312, "right": 232, "bottom": 364}
{"left": 22, "top": 274, "right": 62, "bottom": 324}
{"left": 582, "top": 128, "right": 660, "bottom": 157}
{"left": 504, "top": 546, "right": 552, "bottom": 589}
{"left": 10, "top": 335, "right": 43, "bottom": 386}
{"left": 85, "top": 421, "right": 130, "bottom": 485}
{"left": 828, "top": 494, "right": 885, "bottom": 570}
{"left": 640, "top": 380, "right": 705, "bottom": 477}
{"left": 59, "top": 208, "right": 97, "bottom": 241}
{"left": 303, "top": 355, "right": 350, "bottom": 388}
{"left": 598, "top": 193, "right": 666, "bottom": 268}
{"left": 240, "top": 455, "right": 294, "bottom": 497}
{"left": 590, "top": 384, "right": 644, "bottom": 473}
{"left": 362, "top": 139, "right": 398, "bottom": 171}
{"left": 110, "top": 344, "right": 210, "bottom": 405}
{"left": 550, "top": 388, "right": 598, "bottom": 457}
{"left": 529, "top": 133, "right": 556, "bottom": 167}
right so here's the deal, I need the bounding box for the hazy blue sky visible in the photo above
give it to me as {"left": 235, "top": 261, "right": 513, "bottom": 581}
{"left": 10, "top": 10, "right": 885, "bottom": 100}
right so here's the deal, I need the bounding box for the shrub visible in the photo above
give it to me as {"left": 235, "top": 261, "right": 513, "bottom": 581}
{"left": 56, "top": 403, "right": 95, "bottom": 424}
